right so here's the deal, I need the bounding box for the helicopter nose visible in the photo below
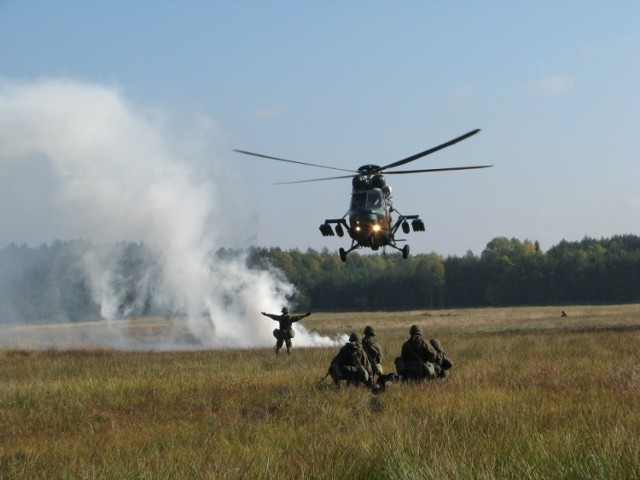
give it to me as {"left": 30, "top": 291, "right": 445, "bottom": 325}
{"left": 353, "top": 217, "right": 382, "bottom": 233}
{"left": 354, "top": 213, "right": 377, "bottom": 223}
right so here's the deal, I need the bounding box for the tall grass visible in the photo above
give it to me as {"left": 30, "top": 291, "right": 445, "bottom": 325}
{"left": 1, "top": 305, "right": 640, "bottom": 479}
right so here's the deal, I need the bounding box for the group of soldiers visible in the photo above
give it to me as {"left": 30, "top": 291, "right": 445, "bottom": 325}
{"left": 262, "top": 307, "right": 453, "bottom": 391}
{"left": 328, "top": 324, "right": 452, "bottom": 391}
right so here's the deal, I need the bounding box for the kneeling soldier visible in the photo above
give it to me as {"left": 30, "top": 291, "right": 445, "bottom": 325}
{"left": 329, "top": 333, "right": 374, "bottom": 388}
{"left": 362, "top": 325, "right": 383, "bottom": 379}
{"left": 396, "top": 325, "right": 453, "bottom": 381}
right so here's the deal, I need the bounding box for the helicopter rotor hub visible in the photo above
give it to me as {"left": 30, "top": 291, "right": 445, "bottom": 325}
{"left": 357, "top": 164, "right": 382, "bottom": 175}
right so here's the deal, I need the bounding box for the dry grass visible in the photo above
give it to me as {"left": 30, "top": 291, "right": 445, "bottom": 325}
{"left": 2, "top": 305, "right": 640, "bottom": 479}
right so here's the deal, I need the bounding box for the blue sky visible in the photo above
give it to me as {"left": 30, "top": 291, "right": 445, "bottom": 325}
{"left": 1, "top": 1, "right": 639, "bottom": 256}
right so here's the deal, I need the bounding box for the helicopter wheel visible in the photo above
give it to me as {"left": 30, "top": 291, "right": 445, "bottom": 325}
{"left": 402, "top": 244, "right": 410, "bottom": 259}
{"left": 339, "top": 247, "right": 348, "bottom": 263}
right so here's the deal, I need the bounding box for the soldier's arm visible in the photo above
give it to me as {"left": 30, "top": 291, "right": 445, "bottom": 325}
{"left": 291, "top": 312, "right": 311, "bottom": 323}
{"left": 261, "top": 312, "right": 278, "bottom": 321}
{"left": 360, "top": 352, "right": 374, "bottom": 376}
{"left": 420, "top": 338, "right": 438, "bottom": 362}
{"left": 373, "top": 344, "right": 383, "bottom": 362}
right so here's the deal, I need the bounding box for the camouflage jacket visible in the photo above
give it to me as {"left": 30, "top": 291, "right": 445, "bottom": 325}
{"left": 400, "top": 334, "right": 439, "bottom": 365}
{"left": 331, "top": 341, "right": 373, "bottom": 376}
{"left": 362, "top": 335, "right": 383, "bottom": 365}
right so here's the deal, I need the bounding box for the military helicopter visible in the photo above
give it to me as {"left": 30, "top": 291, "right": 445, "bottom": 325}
{"left": 234, "top": 128, "right": 491, "bottom": 262}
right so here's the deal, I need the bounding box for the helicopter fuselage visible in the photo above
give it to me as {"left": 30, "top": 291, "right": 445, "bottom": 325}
{"left": 319, "top": 170, "right": 424, "bottom": 260}
{"left": 348, "top": 186, "right": 392, "bottom": 249}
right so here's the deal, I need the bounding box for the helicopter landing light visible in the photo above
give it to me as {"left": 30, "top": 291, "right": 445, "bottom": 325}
{"left": 372, "top": 224, "right": 381, "bottom": 233}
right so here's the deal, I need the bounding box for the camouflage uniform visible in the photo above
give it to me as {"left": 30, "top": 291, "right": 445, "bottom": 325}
{"left": 261, "top": 307, "right": 311, "bottom": 354}
{"left": 329, "top": 333, "right": 374, "bottom": 388}
{"left": 362, "top": 325, "right": 383, "bottom": 376}
{"left": 397, "top": 325, "right": 452, "bottom": 380}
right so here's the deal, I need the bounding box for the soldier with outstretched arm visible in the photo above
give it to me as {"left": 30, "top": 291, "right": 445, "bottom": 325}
{"left": 261, "top": 307, "right": 311, "bottom": 354}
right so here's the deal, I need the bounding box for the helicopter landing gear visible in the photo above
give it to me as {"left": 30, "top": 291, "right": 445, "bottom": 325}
{"left": 402, "top": 244, "right": 410, "bottom": 259}
{"left": 339, "top": 247, "right": 348, "bottom": 262}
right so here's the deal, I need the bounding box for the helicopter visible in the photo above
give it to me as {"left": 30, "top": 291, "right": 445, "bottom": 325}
{"left": 234, "top": 128, "right": 491, "bottom": 262}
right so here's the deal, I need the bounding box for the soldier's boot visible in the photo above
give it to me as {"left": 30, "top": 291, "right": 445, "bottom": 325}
{"left": 286, "top": 347, "right": 291, "bottom": 354}
{"left": 275, "top": 346, "right": 280, "bottom": 354}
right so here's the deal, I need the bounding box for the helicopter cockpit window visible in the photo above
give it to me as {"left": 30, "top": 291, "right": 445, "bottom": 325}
{"left": 370, "top": 190, "right": 383, "bottom": 207}
{"left": 351, "top": 192, "right": 367, "bottom": 208}
{"left": 351, "top": 190, "right": 384, "bottom": 209}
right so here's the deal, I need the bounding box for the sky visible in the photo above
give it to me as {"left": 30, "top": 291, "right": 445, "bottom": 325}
{"left": 1, "top": 1, "right": 639, "bottom": 257}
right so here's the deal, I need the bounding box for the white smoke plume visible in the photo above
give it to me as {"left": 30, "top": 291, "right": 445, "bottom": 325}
{"left": 0, "top": 77, "right": 336, "bottom": 350}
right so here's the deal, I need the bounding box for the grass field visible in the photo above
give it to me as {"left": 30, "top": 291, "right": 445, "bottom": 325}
{"left": 2, "top": 305, "right": 640, "bottom": 479}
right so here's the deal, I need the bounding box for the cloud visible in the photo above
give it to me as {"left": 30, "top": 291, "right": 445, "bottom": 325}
{"left": 528, "top": 75, "right": 575, "bottom": 95}
{"left": 250, "top": 105, "right": 285, "bottom": 120}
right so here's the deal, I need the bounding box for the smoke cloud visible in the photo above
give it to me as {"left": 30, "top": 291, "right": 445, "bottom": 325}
{"left": 0, "top": 77, "right": 336, "bottom": 350}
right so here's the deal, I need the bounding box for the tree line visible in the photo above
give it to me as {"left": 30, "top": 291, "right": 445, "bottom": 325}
{"left": 243, "top": 235, "right": 640, "bottom": 310}
{"left": 1, "top": 235, "right": 639, "bottom": 323}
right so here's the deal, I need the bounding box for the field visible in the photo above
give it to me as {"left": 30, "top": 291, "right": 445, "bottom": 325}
{"left": 2, "top": 305, "right": 640, "bottom": 479}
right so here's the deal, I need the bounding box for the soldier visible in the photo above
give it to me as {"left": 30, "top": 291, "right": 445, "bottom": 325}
{"left": 362, "top": 325, "right": 383, "bottom": 379}
{"left": 261, "top": 307, "right": 311, "bottom": 354}
{"left": 328, "top": 333, "right": 373, "bottom": 388}
{"left": 396, "top": 324, "right": 452, "bottom": 381}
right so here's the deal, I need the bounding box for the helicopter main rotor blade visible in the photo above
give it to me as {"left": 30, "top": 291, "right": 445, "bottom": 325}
{"left": 276, "top": 164, "right": 494, "bottom": 184}
{"left": 273, "top": 174, "right": 356, "bottom": 185}
{"left": 380, "top": 129, "right": 481, "bottom": 171}
{"left": 384, "top": 164, "right": 493, "bottom": 175}
{"left": 233, "top": 149, "right": 357, "bottom": 174}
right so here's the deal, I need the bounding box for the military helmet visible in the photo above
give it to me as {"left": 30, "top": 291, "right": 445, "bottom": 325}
{"left": 363, "top": 325, "right": 376, "bottom": 336}
{"left": 410, "top": 324, "right": 422, "bottom": 335}
{"left": 348, "top": 333, "right": 360, "bottom": 343}
{"left": 281, "top": 306, "right": 289, "bottom": 314}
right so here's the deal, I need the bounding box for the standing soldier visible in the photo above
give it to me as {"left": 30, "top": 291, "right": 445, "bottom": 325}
{"left": 261, "top": 307, "right": 311, "bottom": 354}
{"left": 362, "top": 325, "right": 383, "bottom": 379}
{"left": 396, "top": 324, "right": 452, "bottom": 380}
{"left": 328, "top": 333, "right": 373, "bottom": 388}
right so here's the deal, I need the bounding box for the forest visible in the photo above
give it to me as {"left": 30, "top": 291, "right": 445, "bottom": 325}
{"left": 1, "top": 234, "right": 639, "bottom": 323}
